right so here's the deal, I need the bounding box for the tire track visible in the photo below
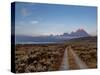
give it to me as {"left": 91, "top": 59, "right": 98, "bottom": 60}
{"left": 69, "top": 46, "right": 88, "bottom": 69}
{"left": 59, "top": 48, "right": 69, "bottom": 70}
{"left": 67, "top": 47, "right": 79, "bottom": 69}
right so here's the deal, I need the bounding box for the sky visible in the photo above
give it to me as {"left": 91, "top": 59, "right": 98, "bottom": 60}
{"left": 15, "top": 2, "right": 97, "bottom": 36}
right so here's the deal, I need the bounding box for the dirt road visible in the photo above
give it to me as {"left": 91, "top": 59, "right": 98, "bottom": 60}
{"left": 59, "top": 46, "right": 88, "bottom": 70}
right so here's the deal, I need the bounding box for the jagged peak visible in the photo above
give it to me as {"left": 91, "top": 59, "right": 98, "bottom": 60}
{"left": 76, "top": 28, "right": 86, "bottom": 32}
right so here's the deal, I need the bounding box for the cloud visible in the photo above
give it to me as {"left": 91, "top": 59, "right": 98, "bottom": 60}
{"left": 20, "top": 8, "right": 31, "bottom": 16}
{"left": 30, "top": 20, "right": 39, "bottom": 24}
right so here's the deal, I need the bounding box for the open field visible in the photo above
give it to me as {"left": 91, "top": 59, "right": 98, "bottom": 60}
{"left": 65, "top": 36, "right": 97, "bottom": 68}
{"left": 15, "top": 44, "right": 66, "bottom": 73}
{"left": 15, "top": 36, "right": 97, "bottom": 73}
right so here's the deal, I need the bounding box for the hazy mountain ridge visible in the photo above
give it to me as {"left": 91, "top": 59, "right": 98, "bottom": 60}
{"left": 61, "top": 29, "right": 90, "bottom": 37}
{"left": 16, "top": 29, "right": 91, "bottom": 43}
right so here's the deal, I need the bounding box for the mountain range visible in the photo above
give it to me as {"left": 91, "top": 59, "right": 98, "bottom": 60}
{"left": 60, "top": 29, "right": 90, "bottom": 38}
{"left": 15, "top": 29, "right": 90, "bottom": 43}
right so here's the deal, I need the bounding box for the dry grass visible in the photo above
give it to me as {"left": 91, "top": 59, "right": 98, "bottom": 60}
{"left": 15, "top": 36, "right": 97, "bottom": 73}
{"left": 15, "top": 44, "right": 66, "bottom": 73}
{"left": 65, "top": 36, "right": 97, "bottom": 68}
